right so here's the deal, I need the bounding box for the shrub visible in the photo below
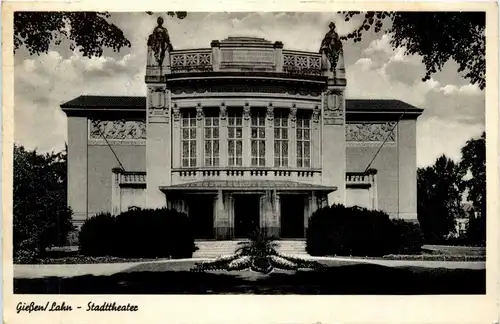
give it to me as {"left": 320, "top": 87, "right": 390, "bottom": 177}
{"left": 13, "top": 237, "right": 39, "bottom": 264}
{"left": 79, "top": 212, "right": 117, "bottom": 256}
{"left": 79, "top": 208, "right": 197, "bottom": 259}
{"left": 306, "top": 204, "right": 398, "bottom": 257}
{"left": 13, "top": 145, "right": 74, "bottom": 263}
{"left": 391, "top": 220, "right": 423, "bottom": 254}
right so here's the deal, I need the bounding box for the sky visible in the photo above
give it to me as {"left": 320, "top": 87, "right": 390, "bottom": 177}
{"left": 13, "top": 12, "right": 485, "bottom": 167}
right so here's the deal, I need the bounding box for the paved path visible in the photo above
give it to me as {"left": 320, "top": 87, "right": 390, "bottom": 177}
{"left": 14, "top": 256, "right": 485, "bottom": 279}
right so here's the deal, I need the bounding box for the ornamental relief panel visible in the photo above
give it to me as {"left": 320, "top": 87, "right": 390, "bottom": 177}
{"left": 323, "top": 90, "right": 343, "bottom": 125}
{"left": 89, "top": 120, "right": 147, "bottom": 140}
{"left": 346, "top": 122, "right": 397, "bottom": 142}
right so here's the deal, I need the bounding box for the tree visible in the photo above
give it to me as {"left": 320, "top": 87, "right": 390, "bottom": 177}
{"left": 13, "top": 144, "right": 74, "bottom": 262}
{"left": 459, "top": 132, "right": 486, "bottom": 244}
{"left": 14, "top": 11, "right": 187, "bottom": 57}
{"left": 339, "top": 12, "right": 486, "bottom": 89}
{"left": 417, "top": 155, "right": 464, "bottom": 242}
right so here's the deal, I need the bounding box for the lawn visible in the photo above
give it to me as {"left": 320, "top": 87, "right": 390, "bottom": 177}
{"left": 14, "top": 263, "right": 485, "bottom": 295}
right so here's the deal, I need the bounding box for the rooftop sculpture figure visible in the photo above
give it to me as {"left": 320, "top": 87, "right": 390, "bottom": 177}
{"left": 147, "top": 16, "right": 173, "bottom": 66}
{"left": 319, "top": 22, "right": 343, "bottom": 72}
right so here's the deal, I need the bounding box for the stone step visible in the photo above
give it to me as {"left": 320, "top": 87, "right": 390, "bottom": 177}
{"left": 193, "top": 240, "right": 308, "bottom": 258}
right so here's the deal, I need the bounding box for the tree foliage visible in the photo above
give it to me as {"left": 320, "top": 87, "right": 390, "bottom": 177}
{"left": 13, "top": 144, "right": 74, "bottom": 263}
{"left": 417, "top": 155, "right": 464, "bottom": 242}
{"left": 339, "top": 12, "right": 486, "bottom": 89}
{"left": 459, "top": 132, "right": 486, "bottom": 217}
{"left": 459, "top": 132, "right": 486, "bottom": 245}
{"left": 14, "top": 11, "right": 187, "bottom": 57}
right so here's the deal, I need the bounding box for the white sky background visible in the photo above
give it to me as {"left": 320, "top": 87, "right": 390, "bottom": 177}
{"left": 13, "top": 12, "right": 485, "bottom": 167}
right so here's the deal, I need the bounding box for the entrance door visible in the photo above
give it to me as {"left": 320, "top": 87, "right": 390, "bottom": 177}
{"left": 280, "top": 194, "right": 305, "bottom": 238}
{"left": 234, "top": 195, "right": 260, "bottom": 238}
{"left": 188, "top": 195, "right": 214, "bottom": 239}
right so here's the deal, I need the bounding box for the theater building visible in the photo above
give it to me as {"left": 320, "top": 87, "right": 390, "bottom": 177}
{"left": 61, "top": 21, "right": 423, "bottom": 240}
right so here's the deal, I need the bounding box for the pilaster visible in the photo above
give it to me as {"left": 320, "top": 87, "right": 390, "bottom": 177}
{"left": 289, "top": 105, "right": 297, "bottom": 169}
{"left": 214, "top": 190, "right": 231, "bottom": 239}
{"left": 312, "top": 104, "right": 321, "bottom": 170}
{"left": 196, "top": 103, "right": 204, "bottom": 167}
{"left": 146, "top": 84, "right": 171, "bottom": 208}
{"left": 242, "top": 103, "right": 251, "bottom": 167}
{"left": 172, "top": 104, "right": 181, "bottom": 168}
{"left": 67, "top": 116, "right": 88, "bottom": 224}
{"left": 111, "top": 167, "right": 122, "bottom": 215}
{"left": 322, "top": 88, "right": 346, "bottom": 205}
{"left": 265, "top": 103, "right": 274, "bottom": 168}
{"left": 211, "top": 40, "right": 221, "bottom": 72}
{"left": 274, "top": 41, "right": 284, "bottom": 72}
{"left": 397, "top": 119, "right": 418, "bottom": 220}
{"left": 219, "top": 103, "right": 228, "bottom": 168}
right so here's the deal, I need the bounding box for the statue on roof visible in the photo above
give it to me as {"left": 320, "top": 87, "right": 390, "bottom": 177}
{"left": 147, "top": 16, "right": 173, "bottom": 66}
{"left": 319, "top": 22, "right": 343, "bottom": 72}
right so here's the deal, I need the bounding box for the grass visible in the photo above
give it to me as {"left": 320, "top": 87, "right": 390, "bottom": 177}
{"left": 14, "top": 263, "right": 485, "bottom": 295}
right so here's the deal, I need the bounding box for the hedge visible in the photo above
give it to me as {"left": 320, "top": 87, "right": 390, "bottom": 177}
{"left": 306, "top": 204, "right": 423, "bottom": 257}
{"left": 79, "top": 208, "right": 197, "bottom": 259}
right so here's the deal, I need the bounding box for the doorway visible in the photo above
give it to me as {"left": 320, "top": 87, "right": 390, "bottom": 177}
{"left": 234, "top": 194, "right": 260, "bottom": 238}
{"left": 280, "top": 194, "right": 305, "bottom": 238}
{"left": 187, "top": 195, "right": 214, "bottom": 239}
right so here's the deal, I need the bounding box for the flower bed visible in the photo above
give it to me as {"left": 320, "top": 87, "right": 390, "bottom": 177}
{"left": 324, "top": 254, "right": 486, "bottom": 262}
{"left": 27, "top": 255, "right": 171, "bottom": 265}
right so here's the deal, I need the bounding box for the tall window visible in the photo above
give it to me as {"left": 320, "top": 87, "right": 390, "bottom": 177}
{"left": 296, "top": 114, "right": 311, "bottom": 168}
{"left": 204, "top": 114, "right": 219, "bottom": 166}
{"left": 228, "top": 110, "right": 243, "bottom": 166}
{"left": 251, "top": 110, "right": 266, "bottom": 166}
{"left": 181, "top": 110, "right": 197, "bottom": 167}
{"left": 274, "top": 110, "right": 289, "bottom": 167}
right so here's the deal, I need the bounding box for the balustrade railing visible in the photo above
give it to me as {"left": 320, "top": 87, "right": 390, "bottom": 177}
{"left": 171, "top": 168, "right": 321, "bottom": 183}
{"left": 345, "top": 172, "right": 376, "bottom": 186}
{"left": 119, "top": 171, "right": 147, "bottom": 187}
{"left": 170, "top": 49, "right": 213, "bottom": 73}
{"left": 117, "top": 169, "right": 372, "bottom": 187}
{"left": 282, "top": 50, "right": 323, "bottom": 76}
{"left": 147, "top": 48, "right": 326, "bottom": 77}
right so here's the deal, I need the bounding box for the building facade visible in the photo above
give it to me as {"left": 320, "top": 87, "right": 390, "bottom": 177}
{"left": 61, "top": 21, "right": 423, "bottom": 240}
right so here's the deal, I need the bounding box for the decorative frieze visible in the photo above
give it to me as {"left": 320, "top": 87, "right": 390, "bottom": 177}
{"left": 346, "top": 122, "right": 397, "bottom": 142}
{"left": 170, "top": 85, "right": 322, "bottom": 97}
{"left": 89, "top": 120, "right": 146, "bottom": 145}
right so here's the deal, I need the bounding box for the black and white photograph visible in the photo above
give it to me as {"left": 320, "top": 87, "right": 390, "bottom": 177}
{"left": 4, "top": 5, "right": 498, "bottom": 322}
